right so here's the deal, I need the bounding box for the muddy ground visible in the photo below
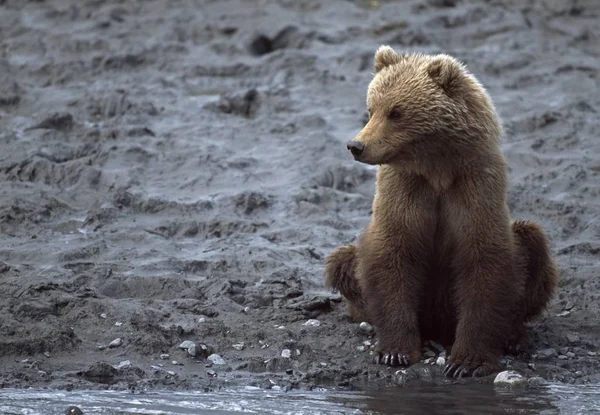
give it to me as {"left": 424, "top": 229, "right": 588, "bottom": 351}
{"left": 0, "top": 0, "right": 599, "bottom": 393}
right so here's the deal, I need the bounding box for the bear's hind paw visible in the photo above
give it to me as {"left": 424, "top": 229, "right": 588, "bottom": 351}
{"left": 443, "top": 355, "right": 500, "bottom": 379}
{"left": 373, "top": 350, "right": 420, "bottom": 367}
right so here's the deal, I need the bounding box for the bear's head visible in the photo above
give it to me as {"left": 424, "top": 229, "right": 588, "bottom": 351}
{"left": 346, "top": 46, "right": 501, "bottom": 167}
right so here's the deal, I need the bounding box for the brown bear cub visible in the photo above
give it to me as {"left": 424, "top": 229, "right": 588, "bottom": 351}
{"left": 325, "top": 46, "right": 558, "bottom": 378}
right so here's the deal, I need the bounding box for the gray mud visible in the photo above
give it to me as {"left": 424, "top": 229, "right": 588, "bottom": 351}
{"left": 0, "top": 0, "right": 600, "bottom": 396}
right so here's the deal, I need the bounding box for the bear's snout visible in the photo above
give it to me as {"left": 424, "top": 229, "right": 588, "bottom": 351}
{"left": 347, "top": 140, "right": 364, "bottom": 159}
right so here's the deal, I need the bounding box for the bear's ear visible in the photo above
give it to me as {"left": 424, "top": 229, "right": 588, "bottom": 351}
{"left": 427, "top": 55, "right": 465, "bottom": 94}
{"left": 374, "top": 45, "right": 402, "bottom": 73}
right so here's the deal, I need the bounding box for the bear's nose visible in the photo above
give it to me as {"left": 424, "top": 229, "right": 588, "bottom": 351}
{"left": 346, "top": 140, "right": 364, "bottom": 158}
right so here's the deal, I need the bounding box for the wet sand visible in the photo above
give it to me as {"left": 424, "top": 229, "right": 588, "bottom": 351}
{"left": 1, "top": 0, "right": 600, "bottom": 392}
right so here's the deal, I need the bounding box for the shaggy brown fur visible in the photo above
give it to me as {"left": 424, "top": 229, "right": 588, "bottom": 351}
{"left": 325, "top": 47, "right": 558, "bottom": 378}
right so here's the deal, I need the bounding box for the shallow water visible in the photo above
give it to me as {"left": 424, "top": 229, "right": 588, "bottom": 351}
{"left": 1, "top": 383, "right": 600, "bottom": 415}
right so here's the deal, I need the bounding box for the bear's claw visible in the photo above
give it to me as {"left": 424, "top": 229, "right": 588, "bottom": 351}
{"left": 443, "top": 362, "right": 489, "bottom": 378}
{"left": 373, "top": 351, "right": 410, "bottom": 367}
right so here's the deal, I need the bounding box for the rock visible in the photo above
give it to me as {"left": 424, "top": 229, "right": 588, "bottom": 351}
{"left": 436, "top": 356, "right": 445, "bottom": 366}
{"left": 207, "top": 354, "right": 226, "bottom": 365}
{"left": 281, "top": 349, "right": 292, "bottom": 358}
{"left": 114, "top": 360, "right": 131, "bottom": 370}
{"left": 528, "top": 376, "right": 547, "bottom": 387}
{"left": 319, "top": 362, "right": 328, "bottom": 367}
{"left": 494, "top": 371, "right": 527, "bottom": 387}
{"left": 179, "top": 340, "right": 195, "bottom": 350}
{"left": 160, "top": 354, "right": 170, "bottom": 360}
{"left": 66, "top": 406, "right": 83, "bottom": 415}
{"left": 115, "top": 321, "right": 123, "bottom": 327}
{"left": 44, "top": 351, "right": 51, "bottom": 358}
{"left": 187, "top": 344, "right": 197, "bottom": 357}
{"left": 100, "top": 313, "right": 107, "bottom": 319}
{"left": 558, "top": 355, "right": 568, "bottom": 360}
{"left": 424, "top": 350, "right": 436, "bottom": 358}
{"left": 207, "top": 369, "right": 217, "bottom": 377}
{"left": 556, "top": 310, "right": 571, "bottom": 317}
{"left": 567, "top": 333, "right": 581, "bottom": 344}
{"left": 167, "top": 371, "right": 176, "bottom": 376}
{"left": 108, "top": 338, "right": 122, "bottom": 348}
{"left": 564, "top": 301, "right": 575, "bottom": 310}
{"left": 303, "top": 319, "right": 321, "bottom": 327}
{"left": 357, "top": 345, "right": 366, "bottom": 352}
{"left": 559, "top": 347, "right": 570, "bottom": 355}
{"left": 242, "top": 307, "right": 250, "bottom": 314}
{"left": 286, "top": 368, "right": 293, "bottom": 375}
{"left": 363, "top": 340, "right": 372, "bottom": 347}
{"left": 423, "top": 358, "right": 434, "bottom": 364}
{"left": 359, "top": 322, "right": 374, "bottom": 334}
{"left": 198, "top": 317, "right": 206, "bottom": 323}
{"left": 567, "top": 352, "right": 576, "bottom": 358}
{"left": 28, "top": 112, "right": 74, "bottom": 131}
{"left": 79, "top": 362, "right": 118, "bottom": 383}
{"left": 588, "top": 351, "right": 597, "bottom": 357}
{"left": 232, "top": 343, "right": 245, "bottom": 351}
{"left": 536, "top": 348, "right": 557, "bottom": 360}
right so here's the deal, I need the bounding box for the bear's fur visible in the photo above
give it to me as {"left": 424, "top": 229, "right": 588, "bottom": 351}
{"left": 325, "top": 46, "right": 558, "bottom": 378}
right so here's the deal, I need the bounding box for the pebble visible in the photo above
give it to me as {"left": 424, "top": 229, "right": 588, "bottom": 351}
{"left": 536, "top": 348, "right": 557, "bottom": 360}
{"left": 113, "top": 360, "right": 131, "bottom": 370}
{"left": 66, "top": 406, "right": 83, "bottom": 415}
{"left": 558, "top": 355, "right": 568, "bottom": 360}
{"left": 424, "top": 350, "right": 436, "bottom": 358}
{"left": 564, "top": 301, "right": 575, "bottom": 310}
{"left": 286, "top": 369, "right": 293, "bottom": 375}
{"left": 423, "top": 357, "right": 434, "bottom": 364}
{"left": 363, "top": 340, "right": 372, "bottom": 347}
{"left": 100, "top": 313, "right": 107, "bottom": 319}
{"left": 357, "top": 345, "right": 366, "bottom": 352}
{"left": 281, "top": 349, "right": 292, "bottom": 358}
{"left": 567, "top": 352, "right": 576, "bottom": 358}
{"left": 242, "top": 307, "right": 250, "bottom": 314}
{"left": 494, "top": 370, "right": 527, "bottom": 387}
{"left": 296, "top": 349, "right": 301, "bottom": 356}
{"left": 303, "top": 319, "right": 321, "bottom": 327}
{"left": 359, "top": 322, "right": 374, "bottom": 334}
{"left": 97, "top": 345, "right": 106, "bottom": 351}
{"left": 44, "top": 351, "right": 51, "bottom": 358}
{"left": 436, "top": 356, "right": 445, "bottom": 366}
{"left": 556, "top": 310, "right": 571, "bottom": 317}
{"left": 160, "top": 354, "right": 170, "bottom": 360}
{"left": 528, "top": 376, "right": 546, "bottom": 386}
{"left": 319, "top": 362, "right": 328, "bottom": 367}
{"left": 567, "top": 333, "right": 580, "bottom": 344}
{"left": 151, "top": 365, "right": 162, "bottom": 371}
{"left": 179, "top": 340, "right": 195, "bottom": 350}
{"left": 108, "top": 338, "right": 122, "bottom": 348}
{"left": 115, "top": 321, "right": 123, "bottom": 327}
{"left": 588, "top": 351, "right": 597, "bottom": 357}
{"left": 167, "top": 371, "right": 176, "bottom": 376}
{"left": 208, "top": 354, "right": 226, "bottom": 365}
{"left": 187, "top": 344, "right": 197, "bottom": 357}
{"left": 559, "top": 347, "right": 570, "bottom": 355}
{"left": 207, "top": 370, "right": 217, "bottom": 377}
{"left": 232, "top": 343, "right": 245, "bottom": 351}
{"left": 198, "top": 317, "right": 206, "bottom": 323}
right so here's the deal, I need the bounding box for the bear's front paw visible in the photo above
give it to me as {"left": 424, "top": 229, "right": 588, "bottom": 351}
{"left": 442, "top": 352, "right": 500, "bottom": 378}
{"left": 373, "top": 349, "right": 421, "bottom": 367}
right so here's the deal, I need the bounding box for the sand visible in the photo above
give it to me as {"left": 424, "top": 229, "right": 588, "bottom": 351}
{"left": 0, "top": 0, "right": 599, "bottom": 392}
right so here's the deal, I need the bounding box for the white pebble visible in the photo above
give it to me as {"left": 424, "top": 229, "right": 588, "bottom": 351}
{"left": 359, "top": 322, "right": 374, "bottom": 334}
{"left": 100, "top": 313, "right": 107, "bottom": 319}
{"left": 160, "top": 354, "right": 170, "bottom": 360}
{"left": 178, "top": 340, "right": 195, "bottom": 350}
{"left": 494, "top": 370, "right": 527, "bottom": 387}
{"left": 207, "top": 354, "right": 226, "bottom": 365}
{"left": 281, "top": 349, "right": 292, "bottom": 358}
{"left": 303, "top": 319, "right": 321, "bottom": 327}
{"left": 232, "top": 343, "right": 245, "bottom": 351}
{"left": 435, "top": 356, "right": 445, "bottom": 366}
{"left": 115, "top": 321, "right": 122, "bottom": 327}
{"left": 187, "top": 344, "right": 197, "bottom": 357}
{"left": 198, "top": 317, "right": 206, "bottom": 323}
{"left": 108, "top": 338, "right": 122, "bottom": 348}
{"left": 113, "top": 360, "right": 131, "bottom": 370}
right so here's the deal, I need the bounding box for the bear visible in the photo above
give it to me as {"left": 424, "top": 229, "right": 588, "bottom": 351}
{"left": 325, "top": 46, "right": 558, "bottom": 378}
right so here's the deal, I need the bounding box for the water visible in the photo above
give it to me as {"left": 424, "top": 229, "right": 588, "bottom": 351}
{"left": 1, "top": 383, "right": 599, "bottom": 415}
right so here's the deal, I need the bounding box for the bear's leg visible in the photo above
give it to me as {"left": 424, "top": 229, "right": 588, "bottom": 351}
{"left": 325, "top": 244, "right": 369, "bottom": 323}
{"left": 512, "top": 220, "right": 558, "bottom": 322}
{"left": 443, "top": 183, "right": 521, "bottom": 378}
{"left": 362, "top": 250, "right": 428, "bottom": 367}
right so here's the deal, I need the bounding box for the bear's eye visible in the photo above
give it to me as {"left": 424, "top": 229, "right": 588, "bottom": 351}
{"left": 388, "top": 108, "right": 402, "bottom": 121}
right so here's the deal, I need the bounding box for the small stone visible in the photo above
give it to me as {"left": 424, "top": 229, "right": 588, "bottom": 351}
{"left": 167, "top": 371, "right": 176, "bottom": 376}
{"left": 242, "top": 307, "right": 250, "bottom": 314}
{"left": 179, "top": 340, "right": 195, "bottom": 350}
{"left": 564, "top": 301, "right": 575, "bottom": 310}
{"left": 281, "top": 349, "right": 292, "bottom": 358}
{"left": 108, "top": 338, "right": 122, "bottom": 348}
{"left": 588, "top": 351, "right": 597, "bottom": 357}
{"left": 424, "top": 350, "right": 436, "bottom": 358}
{"left": 207, "top": 369, "right": 217, "bottom": 377}
{"left": 556, "top": 310, "right": 571, "bottom": 317}
{"left": 359, "top": 322, "right": 374, "bottom": 334}
{"left": 423, "top": 358, "right": 434, "bottom": 364}
{"left": 151, "top": 365, "right": 162, "bottom": 371}
{"left": 100, "top": 313, "right": 107, "bottom": 319}
{"left": 187, "top": 344, "right": 197, "bottom": 357}
{"left": 172, "top": 360, "right": 182, "bottom": 365}
{"left": 436, "top": 356, "right": 445, "bottom": 366}
{"left": 160, "top": 354, "right": 170, "bottom": 360}
{"left": 363, "top": 340, "right": 372, "bottom": 347}
{"left": 232, "top": 343, "right": 245, "bottom": 351}
{"left": 429, "top": 341, "right": 445, "bottom": 354}
{"left": 303, "top": 319, "right": 321, "bottom": 327}
{"left": 494, "top": 370, "right": 527, "bottom": 387}
{"left": 536, "top": 348, "right": 557, "bottom": 360}
{"left": 97, "top": 345, "right": 106, "bottom": 351}
{"left": 528, "top": 362, "right": 536, "bottom": 370}
{"left": 43, "top": 352, "right": 51, "bottom": 358}
{"left": 198, "top": 317, "right": 206, "bottom": 323}
{"left": 115, "top": 321, "right": 123, "bottom": 327}
{"left": 114, "top": 360, "right": 131, "bottom": 370}
{"left": 296, "top": 349, "right": 301, "bottom": 356}
{"left": 559, "top": 347, "right": 570, "bottom": 355}
{"left": 528, "top": 376, "right": 546, "bottom": 386}
{"left": 66, "top": 406, "right": 84, "bottom": 415}
{"left": 567, "top": 333, "right": 580, "bottom": 344}
{"left": 357, "top": 345, "right": 366, "bottom": 352}
{"left": 567, "top": 352, "right": 576, "bottom": 358}
{"left": 276, "top": 325, "right": 286, "bottom": 330}
{"left": 319, "top": 362, "right": 328, "bottom": 367}
{"left": 208, "top": 354, "right": 226, "bottom": 365}
{"left": 286, "top": 369, "right": 293, "bottom": 375}
{"left": 558, "top": 355, "right": 568, "bottom": 360}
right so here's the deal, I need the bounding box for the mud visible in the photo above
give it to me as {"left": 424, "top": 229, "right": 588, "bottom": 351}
{"left": 0, "top": 0, "right": 599, "bottom": 393}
